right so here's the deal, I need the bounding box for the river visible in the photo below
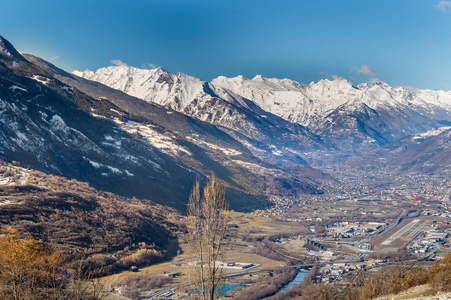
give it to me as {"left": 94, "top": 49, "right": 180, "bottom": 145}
{"left": 189, "top": 284, "right": 247, "bottom": 297}
{"left": 278, "top": 270, "right": 310, "bottom": 293}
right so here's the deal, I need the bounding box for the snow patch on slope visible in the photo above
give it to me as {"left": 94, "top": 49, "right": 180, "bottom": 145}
{"left": 9, "top": 85, "right": 28, "bottom": 93}
{"left": 84, "top": 157, "right": 123, "bottom": 174}
{"left": 30, "top": 75, "right": 51, "bottom": 86}
{"left": 413, "top": 126, "right": 451, "bottom": 140}
{"left": 113, "top": 118, "right": 191, "bottom": 157}
{"left": 186, "top": 136, "right": 242, "bottom": 156}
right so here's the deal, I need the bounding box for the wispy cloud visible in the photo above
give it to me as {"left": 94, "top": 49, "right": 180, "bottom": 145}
{"left": 434, "top": 1, "right": 451, "bottom": 12}
{"left": 111, "top": 59, "right": 128, "bottom": 67}
{"left": 350, "top": 64, "right": 379, "bottom": 84}
{"left": 141, "top": 62, "right": 157, "bottom": 69}
{"left": 352, "top": 64, "right": 377, "bottom": 76}
{"left": 49, "top": 55, "right": 60, "bottom": 61}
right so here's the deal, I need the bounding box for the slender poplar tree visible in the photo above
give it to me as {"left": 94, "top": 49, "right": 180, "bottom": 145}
{"left": 186, "top": 175, "right": 229, "bottom": 300}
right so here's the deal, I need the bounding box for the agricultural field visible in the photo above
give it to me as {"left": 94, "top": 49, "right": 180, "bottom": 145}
{"left": 229, "top": 211, "right": 309, "bottom": 236}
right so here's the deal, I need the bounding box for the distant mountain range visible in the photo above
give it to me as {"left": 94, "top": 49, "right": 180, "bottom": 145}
{"left": 1, "top": 34, "right": 450, "bottom": 213}
{"left": 72, "top": 65, "right": 326, "bottom": 167}
{"left": 74, "top": 63, "right": 451, "bottom": 167}
{"left": 345, "top": 126, "right": 451, "bottom": 175}
{"left": 0, "top": 35, "right": 329, "bottom": 212}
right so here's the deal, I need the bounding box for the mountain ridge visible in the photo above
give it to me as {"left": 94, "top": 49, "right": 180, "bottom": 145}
{"left": 0, "top": 36, "right": 329, "bottom": 213}
{"left": 344, "top": 126, "right": 451, "bottom": 175}
{"left": 72, "top": 65, "right": 329, "bottom": 167}
{"left": 24, "top": 52, "right": 330, "bottom": 196}
{"left": 2, "top": 32, "right": 448, "bottom": 213}
{"left": 74, "top": 64, "right": 451, "bottom": 165}
{"left": 0, "top": 36, "right": 199, "bottom": 210}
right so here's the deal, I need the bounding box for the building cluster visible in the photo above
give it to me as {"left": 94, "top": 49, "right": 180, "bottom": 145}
{"left": 317, "top": 260, "right": 385, "bottom": 283}
{"left": 326, "top": 221, "right": 384, "bottom": 238}
{"left": 408, "top": 225, "right": 451, "bottom": 257}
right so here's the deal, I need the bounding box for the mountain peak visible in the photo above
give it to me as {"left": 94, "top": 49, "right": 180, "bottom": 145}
{"left": 0, "top": 35, "right": 20, "bottom": 60}
{"left": 235, "top": 75, "right": 247, "bottom": 81}
{"left": 368, "top": 80, "right": 392, "bottom": 91}
{"left": 312, "top": 77, "right": 353, "bottom": 88}
{"left": 154, "top": 66, "right": 170, "bottom": 74}
{"left": 253, "top": 74, "right": 266, "bottom": 81}
{"left": 0, "top": 35, "right": 39, "bottom": 71}
{"left": 332, "top": 76, "right": 348, "bottom": 81}
{"left": 0, "top": 35, "right": 11, "bottom": 56}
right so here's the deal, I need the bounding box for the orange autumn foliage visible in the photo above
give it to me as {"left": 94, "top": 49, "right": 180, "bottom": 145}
{"left": 0, "top": 227, "right": 64, "bottom": 300}
{"left": 428, "top": 253, "right": 451, "bottom": 292}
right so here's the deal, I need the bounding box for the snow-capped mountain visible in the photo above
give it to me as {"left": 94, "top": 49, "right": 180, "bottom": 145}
{"left": 73, "top": 67, "right": 268, "bottom": 132}
{"left": 42, "top": 57, "right": 329, "bottom": 196}
{"left": 75, "top": 65, "right": 451, "bottom": 163}
{"left": 212, "top": 76, "right": 451, "bottom": 151}
{"left": 73, "top": 65, "right": 326, "bottom": 166}
{"left": 212, "top": 75, "right": 451, "bottom": 126}
{"left": 0, "top": 35, "right": 199, "bottom": 209}
{"left": 72, "top": 66, "right": 263, "bottom": 131}
{"left": 74, "top": 66, "right": 207, "bottom": 111}
{"left": 0, "top": 35, "right": 329, "bottom": 212}
{"left": 2, "top": 31, "right": 447, "bottom": 210}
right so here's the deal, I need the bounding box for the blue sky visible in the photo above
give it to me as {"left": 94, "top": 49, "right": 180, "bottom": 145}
{"left": 1, "top": 0, "right": 451, "bottom": 90}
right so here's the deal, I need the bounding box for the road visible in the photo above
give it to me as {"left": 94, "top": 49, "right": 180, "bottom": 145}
{"left": 375, "top": 209, "right": 406, "bottom": 237}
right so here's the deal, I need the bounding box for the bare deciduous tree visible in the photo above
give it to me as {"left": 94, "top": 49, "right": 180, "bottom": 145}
{"left": 186, "top": 175, "right": 229, "bottom": 300}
